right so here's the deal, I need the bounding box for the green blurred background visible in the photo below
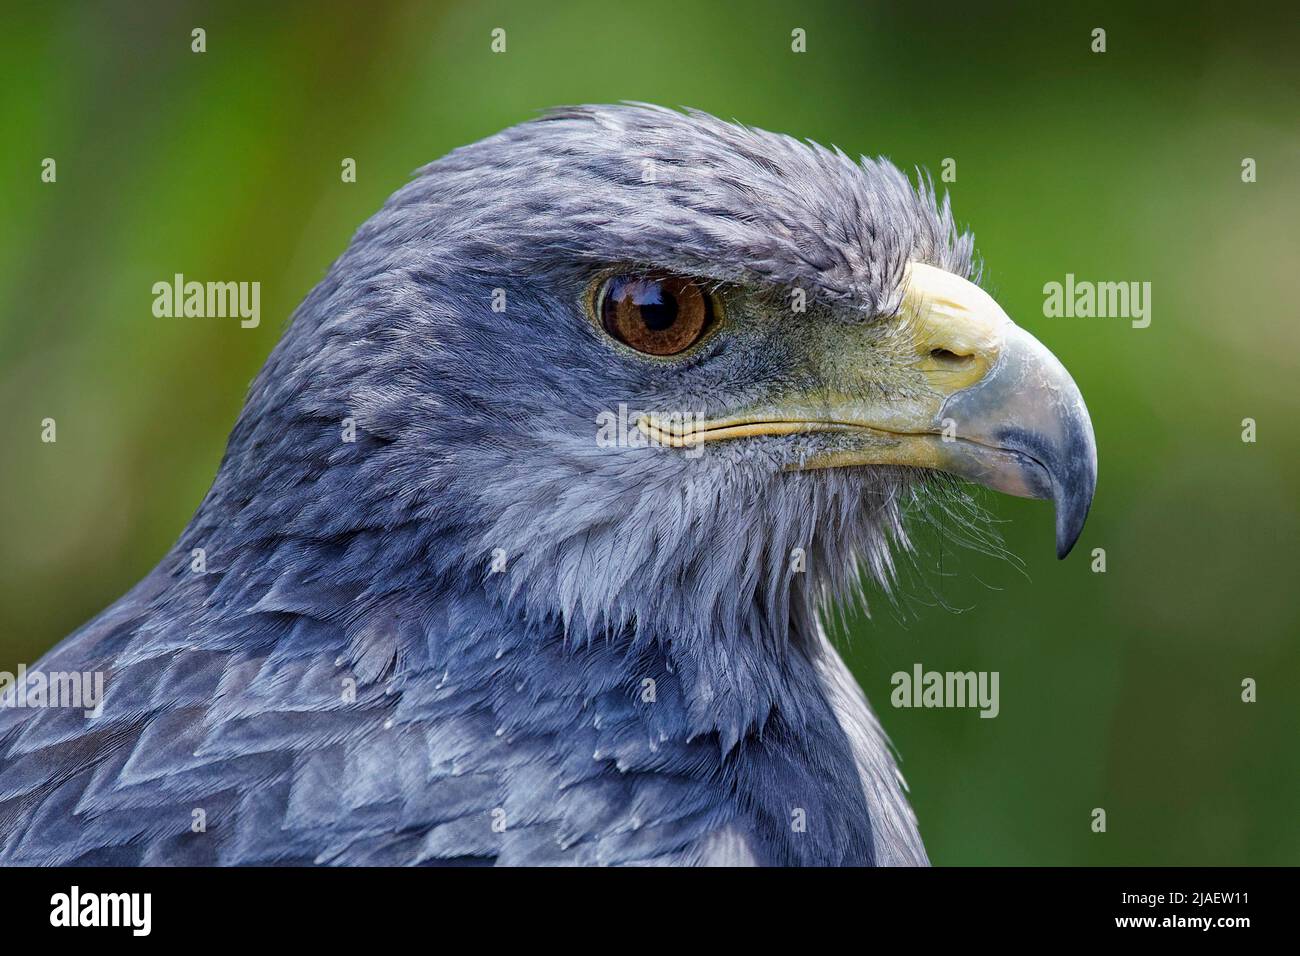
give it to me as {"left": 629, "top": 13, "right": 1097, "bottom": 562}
{"left": 1, "top": 1, "right": 1296, "bottom": 864}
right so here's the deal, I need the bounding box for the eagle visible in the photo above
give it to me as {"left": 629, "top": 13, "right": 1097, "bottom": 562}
{"left": 0, "top": 105, "right": 1095, "bottom": 866}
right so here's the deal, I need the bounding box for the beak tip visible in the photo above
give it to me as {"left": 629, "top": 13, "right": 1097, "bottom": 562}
{"left": 1052, "top": 462, "right": 1096, "bottom": 560}
{"left": 1054, "top": 508, "right": 1089, "bottom": 559}
{"left": 1055, "top": 534, "right": 1079, "bottom": 561}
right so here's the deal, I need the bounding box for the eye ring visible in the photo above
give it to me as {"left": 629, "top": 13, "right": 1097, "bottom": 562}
{"left": 592, "top": 272, "right": 721, "bottom": 357}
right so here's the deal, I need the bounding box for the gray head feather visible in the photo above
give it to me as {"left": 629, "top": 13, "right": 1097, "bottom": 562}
{"left": 189, "top": 103, "right": 975, "bottom": 737}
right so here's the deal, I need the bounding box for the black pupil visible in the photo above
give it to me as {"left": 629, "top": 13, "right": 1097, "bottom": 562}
{"left": 630, "top": 281, "right": 677, "bottom": 331}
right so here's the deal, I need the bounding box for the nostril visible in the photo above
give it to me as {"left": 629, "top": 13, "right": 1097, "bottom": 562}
{"left": 929, "top": 348, "right": 971, "bottom": 365}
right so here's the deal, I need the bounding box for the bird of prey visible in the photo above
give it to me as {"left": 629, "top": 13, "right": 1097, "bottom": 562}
{"left": 0, "top": 105, "right": 1095, "bottom": 866}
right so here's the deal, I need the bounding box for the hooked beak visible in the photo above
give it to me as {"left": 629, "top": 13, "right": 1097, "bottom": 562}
{"left": 639, "top": 263, "right": 1098, "bottom": 558}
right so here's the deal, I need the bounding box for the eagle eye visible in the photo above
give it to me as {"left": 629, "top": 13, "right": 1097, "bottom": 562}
{"left": 596, "top": 273, "right": 717, "bottom": 356}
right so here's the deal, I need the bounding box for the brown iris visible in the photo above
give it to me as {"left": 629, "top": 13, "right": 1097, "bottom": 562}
{"left": 598, "top": 273, "right": 715, "bottom": 356}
